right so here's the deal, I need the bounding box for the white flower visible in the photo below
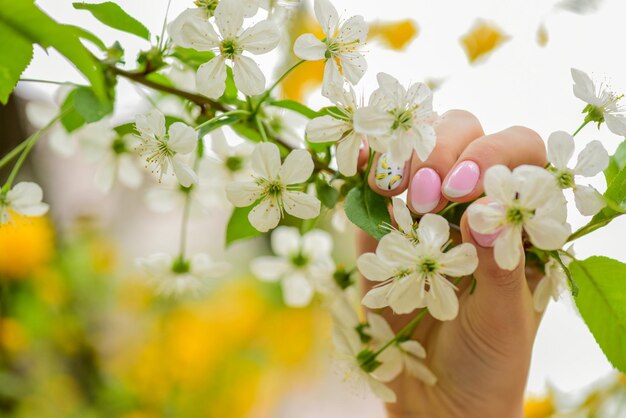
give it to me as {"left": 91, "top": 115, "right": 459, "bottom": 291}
{"left": 293, "top": 0, "right": 368, "bottom": 97}
{"left": 331, "top": 310, "right": 397, "bottom": 403}
{"left": 306, "top": 85, "right": 365, "bottom": 176}
{"left": 557, "top": 0, "right": 603, "bottom": 14}
{"left": 547, "top": 131, "right": 609, "bottom": 216}
{"left": 367, "top": 313, "right": 437, "bottom": 385}
{"left": 468, "top": 165, "right": 572, "bottom": 271}
{"left": 0, "top": 182, "right": 50, "bottom": 225}
{"left": 168, "top": 0, "right": 280, "bottom": 98}
{"left": 225, "top": 142, "right": 321, "bottom": 232}
{"left": 571, "top": 68, "right": 626, "bottom": 136}
{"left": 135, "top": 109, "right": 198, "bottom": 187}
{"left": 359, "top": 214, "right": 478, "bottom": 320}
{"left": 184, "top": 0, "right": 263, "bottom": 19}
{"left": 137, "top": 252, "right": 229, "bottom": 296}
{"left": 250, "top": 226, "right": 334, "bottom": 307}
{"left": 390, "top": 197, "right": 418, "bottom": 243}
{"left": 206, "top": 128, "right": 254, "bottom": 180}
{"left": 264, "top": 107, "right": 306, "bottom": 149}
{"left": 533, "top": 257, "right": 570, "bottom": 312}
{"left": 354, "top": 73, "right": 437, "bottom": 166}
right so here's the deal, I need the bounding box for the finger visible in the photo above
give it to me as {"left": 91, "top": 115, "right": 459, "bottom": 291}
{"left": 442, "top": 126, "right": 547, "bottom": 202}
{"left": 459, "top": 198, "right": 538, "bottom": 336}
{"left": 367, "top": 152, "right": 411, "bottom": 196}
{"left": 406, "top": 110, "right": 484, "bottom": 214}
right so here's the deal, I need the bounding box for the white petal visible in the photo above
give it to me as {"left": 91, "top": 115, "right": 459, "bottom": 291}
{"left": 493, "top": 226, "right": 523, "bottom": 270}
{"left": 171, "top": 156, "right": 198, "bottom": 187}
{"left": 574, "top": 185, "right": 606, "bottom": 216}
{"left": 524, "top": 216, "right": 570, "bottom": 250}
{"left": 248, "top": 197, "right": 281, "bottom": 232}
{"left": 232, "top": 55, "right": 266, "bottom": 96}
{"left": 211, "top": 128, "right": 231, "bottom": 158}
{"left": 571, "top": 68, "right": 597, "bottom": 104}
{"left": 94, "top": 156, "right": 116, "bottom": 193}
{"left": 214, "top": 0, "right": 244, "bottom": 39}
{"left": 399, "top": 340, "right": 426, "bottom": 359}
{"left": 417, "top": 214, "right": 450, "bottom": 249}
{"left": 335, "top": 132, "right": 362, "bottom": 176}
{"left": 238, "top": 20, "right": 280, "bottom": 54}
{"left": 367, "top": 378, "right": 397, "bottom": 403}
{"left": 7, "top": 182, "right": 45, "bottom": 213}
{"left": 403, "top": 355, "right": 437, "bottom": 385}
{"left": 604, "top": 113, "right": 626, "bottom": 136}
{"left": 392, "top": 197, "right": 413, "bottom": 235}
{"left": 314, "top": 0, "right": 339, "bottom": 38}
{"left": 357, "top": 253, "right": 394, "bottom": 281}
{"left": 574, "top": 140, "right": 609, "bottom": 177}
{"left": 191, "top": 253, "right": 230, "bottom": 278}
{"left": 196, "top": 56, "right": 228, "bottom": 99}
{"left": 145, "top": 187, "right": 180, "bottom": 213}
{"left": 279, "top": 149, "right": 314, "bottom": 184}
{"left": 168, "top": 9, "right": 221, "bottom": 50}
{"left": 135, "top": 109, "right": 166, "bottom": 139}
{"left": 306, "top": 115, "right": 350, "bottom": 143}
{"left": 483, "top": 165, "right": 516, "bottom": 204}
{"left": 250, "top": 256, "right": 291, "bottom": 281}
{"left": 282, "top": 273, "right": 314, "bottom": 307}
{"left": 117, "top": 154, "right": 143, "bottom": 189}
{"left": 411, "top": 124, "right": 436, "bottom": 162}
{"left": 377, "top": 232, "right": 417, "bottom": 266}
{"left": 389, "top": 275, "right": 426, "bottom": 314}
{"left": 337, "top": 15, "right": 368, "bottom": 44}
{"left": 252, "top": 142, "right": 281, "bottom": 179}
{"left": 547, "top": 131, "right": 575, "bottom": 169}
{"left": 339, "top": 51, "right": 367, "bottom": 85}
{"left": 137, "top": 253, "right": 171, "bottom": 278}
{"left": 25, "top": 101, "right": 57, "bottom": 128}
{"left": 532, "top": 276, "right": 552, "bottom": 312}
{"left": 321, "top": 59, "right": 344, "bottom": 99}
{"left": 439, "top": 243, "right": 478, "bottom": 277}
{"left": 225, "top": 181, "right": 263, "bottom": 206}
{"left": 362, "top": 283, "right": 393, "bottom": 309}
{"left": 271, "top": 226, "right": 301, "bottom": 257}
{"left": 426, "top": 276, "right": 459, "bottom": 321}
{"left": 515, "top": 165, "right": 561, "bottom": 209}
{"left": 387, "top": 129, "right": 414, "bottom": 166}
{"left": 373, "top": 347, "right": 403, "bottom": 382}
{"left": 168, "top": 122, "right": 197, "bottom": 154}
{"left": 367, "top": 312, "right": 396, "bottom": 341}
{"left": 353, "top": 106, "right": 394, "bottom": 136}
{"left": 293, "top": 33, "right": 326, "bottom": 61}
{"left": 49, "top": 127, "right": 76, "bottom": 157}
{"left": 283, "top": 191, "right": 320, "bottom": 219}
{"left": 302, "top": 229, "right": 333, "bottom": 259}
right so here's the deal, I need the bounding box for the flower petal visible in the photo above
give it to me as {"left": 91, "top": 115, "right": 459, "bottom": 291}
{"left": 94, "top": 155, "right": 116, "bottom": 193}
{"left": 306, "top": 115, "right": 350, "bottom": 143}
{"left": 168, "top": 122, "right": 197, "bottom": 154}
{"left": 145, "top": 187, "right": 180, "bottom": 213}
{"left": 367, "top": 312, "right": 396, "bottom": 341}
{"left": 168, "top": 9, "right": 220, "bottom": 50}
{"left": 524, "top": 216, "right": 570, "bottom": 250}
{"left": 362, "top": 283, "right": 392, "bottom": 309}
{"left": 271, "top": 226, "right": 301, "bottom": 257}
{"left": 135, "top": 109, "right": 166, "bottom": 139}
{"left": 493, "top": 226, "right": 523, "bottom": 270}
{"left": 196, "top": 56, "right": 228, "bottom": 99}
{"left": 248, "top": 197, "right": 281, "bottom": 232}
{"left": 214, "top": 0, "right": 244, "bottom": 39}
{"left": 574, "top": 185, "right": 606, "bottom": 216}
{"left": 321, "top": 59, "right": 344, "bottom": 99}
{"left": 339, "top": 51, "right": 367, "bottom": 85}
{"left": 515, "top": 165, "right": 561, "bottom": 209}
{"left": 604, "top": 113, "right": 626, "bottom": 136}
{"left": 250, "top": 256, "right": 291, "bottom": 282}
{"left": 547, "top": 131, "right": 574, "bottom": 169}
{"left": 574, "top": 140, "right": 609, "bottom": 177}
{"left": 232, "top": 55, "right": 266, "bottom": 96}
{"left": 7, "top": 182, "right": 46, "bottom": 215}
{"left": 483, "top": 165, "right": 516, "bottom": 204}
{"left": 337, "top": 15, "right": 368, "bottom": 44}
{"left": 252, "top": 142, "right": 281, "bottom": 179}
{"left": 403, "top": 355, "right": 437, "bottom": 385}
{"left": 372, "top": 346, "right": 403, "bottom": 382}
{"left": 171, "top": 156, "right": 198, "bottom": 187}
{"left": 367, "top": 378, "right": 397, "bottom": 403}
{"left": 439, "top": 243, "right": 478, "bottom": 277}
{"left": 571, "top": 68, "right": 598, "bottom": 105}
{"left": 302, "top": 229, "right": 333, "bottom": 259}
{"left": 293, "top": 33, "right": 326, "bottom": 61}
{"left": 417, "top": 214, "right": 450, "bottom": 250}
{"left": 353, "top": 105, "right": 395, "bottom": 136}
{"left": 532, "top": 275, "right": 552, "bottom": 312}
{"left": 411, "top": 124, "right": 436, "bottom": 162}
{"left": 117, "top": 154, "right": 143, "bottom": 188}
{"left": 225, "top": 181, "right": 263, "bottom": 207}
{"left": 357, "top": 253, "right": 394, "bottom": 282}
{"left": 336, "top": 132, "right": 362, "bottom": 176}
{"left": 426, "top": 276, "right": 459, "bottom": 321}
{"left": 400, "top": 340, "right": 426, "bottom": 358}
{"left": 314, "top": 0, "right": 339, "bottom": 38}
{"left": 377, "top": 232, "right": 417, "bottom": 266}
{"left": 283, "top": 191, "right": 321, "bottom": 219}
{"left": 392, "top": 197, "right": 414, "bottom": 235}
{"left": 282, "top": 273, "right": 314, "bottom": 307}
{"left": 238, "top": 20, "right": 280, "bottom": 54}
{"left": 389, "top": 275, "right": 426, "bottom": 314}
{"left": 279, "top": 149, "right": 314, "bottom": 184}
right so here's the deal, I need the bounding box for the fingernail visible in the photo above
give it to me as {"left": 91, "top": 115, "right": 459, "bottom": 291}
{"left": 375, "top": 153, "right": 405, "bottom": 191}
{"left": 410, "top": 168, "right": 441, "bottom": 213}
{"left": 443, "top": 161, "right": 480, "bottom": 198}
{"left": 470, "top": 228, "right": 501, "bottom": 248}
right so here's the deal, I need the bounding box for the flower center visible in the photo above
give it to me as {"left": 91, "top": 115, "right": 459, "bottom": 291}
{"left": 264, "top": 180, "right": 284, "bottom": 196}
{"left": 555, "top": 169, "right": 575, "bottom": 189}
{"left": 194, "top": 0, "right": 219, "bottom": 14}
{"left": 290, "top": 252, "right": 309, "bottom": 267}
{"left": 324, "top": 39, "right": 341, "bottom": 59}
{"left": 112, "top": 137, "right": 128, "bottom": 155}
{"left": 171, "top": 256, "right": 191, "bottom": 274}
{"left": 225, "top": 155, "right": 244, "bottom": 172}
{"left": 583, "top": 104, "right": 605, "bottom": 124}
{"left": 390, "top": 108, "right": 414, "bottom": 131}
{"left": 220, "top": 39, "right": 241, "bottom": 59}
{"left": 419, "top": 258, "right": 439, "bottom": 274}
{"left": 506, "top": 205, "right": 533, "bottom": 225}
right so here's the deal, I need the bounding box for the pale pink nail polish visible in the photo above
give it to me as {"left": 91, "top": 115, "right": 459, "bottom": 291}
{"left": 410, "top": 168, "right": 441, "bottom": 213}
{"left": 470, "top": 228, "right": 501, "bottom": 248}
{"left": 443, "top": 161, "right": 480, "bottom": 198}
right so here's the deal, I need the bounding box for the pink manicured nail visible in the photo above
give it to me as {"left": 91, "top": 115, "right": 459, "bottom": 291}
{"left": 443, "top": 161, "right": 480, "bottom": 198}
{"left": 470, "top": 228, "right": 501, "bottom": 248}
{"left": 410, "top": 168, "right": 441, "bottom": 213}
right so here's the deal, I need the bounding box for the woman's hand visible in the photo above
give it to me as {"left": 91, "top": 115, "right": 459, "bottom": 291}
{"left": 357, "top": 110, "right": 548, "bottom": 418}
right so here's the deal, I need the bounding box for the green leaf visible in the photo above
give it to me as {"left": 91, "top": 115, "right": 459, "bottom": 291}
{"left": 0, "top": 21, "right": 33, "bottom": 104}
{"left": 73, "top": 86, "right": 113, "bottom": 123}
{"left": 570, "top": 256, "right": 626, "bottom": 373}
{"left": 316, "top": 179, "right": 339, "bottom": 209}
{"left": 231, "top": 122, "right": 264, "bottom": 143}
{"left": 226, "top": 206, "right": 262, "bottom": 246}
{"left": 344, "top": 185, "right": 390, "bottom": 240}
{"left": 73, "top": 2, "right": 150, "bottom": 40}
{"left": 198, "top": 115, "right": 241, "bottom": 137}
{"left": 222, "top": 66, "right": 238, "bottom": 104}
{"left": 605, "top": 139, "right": 626, "bottom": 184}
{"left": 270, "top": 99, "right": 321, "bottom": 119}
{"left": 0, "top": 0, "right": 106, "bottom": 100}
{"left": 67, "top": 25, "right": 107, "bottom": 51}
{"left": 60, "top": 89, "right": 87, "bottom": 133}
{"left": 170, "top": 47, "right": 215, "bottom": 70}
{"left": 578, "top": 166, "right": 626, "bottom": 239}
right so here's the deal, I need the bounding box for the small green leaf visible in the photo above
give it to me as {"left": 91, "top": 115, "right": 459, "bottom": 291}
{"left": 344, "top": 185, "right": 390, "bottom": 240}
{"left": 570, "top": 256, "right": 626, "bottom": 373}
{"left": 73, "top": 2, "right": 150, "bottom": 40}
{"left": 67, "top": 25, "right": 107, "bottom": 51}
{"left": 0, "top": 22, "right": 33, "bottom": 104}
{"left": 316, "top": 179, "right": 339, "bottom": 209}
{"left": 222, "top": 66, "right": 238, "bottom": 104}
{"left": 270, "top": 99, "right": 321, "bottom": 119}
{"left": 226, "top": 206, "right": 262, "bottom": 246}
{"left": 73, "top": 86, "right": 113, "bottom": 123}
{"left": 605, "top": 139, "right": 626, "bottom": 184}
{"left": 170, "top": 47, "right": 215, "bottom": 70}
{"left": 231, "top": 122, "right": 264, "bottom": 143}
{"left": 60, "top": 89, "right": 87, "bottom": 133}
{"left": 198, "top": 115, "right": 241, "bottom": 137}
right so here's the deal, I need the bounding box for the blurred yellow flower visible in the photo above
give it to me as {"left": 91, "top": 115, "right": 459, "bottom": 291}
{"left": 369, "top": 20, "right": 419, "bottom": 50}
{"left": 537, "top": 23, "right": 549, "bottom": 47}
{"left": 524, "top": 395, "right": 555, "bottom": 418}
{"left": 460, "top": 20, "right": 509, "bottom": 63}
{"left": 0, "top": 212, "right": 54, "bottom": 279}
{"left": 0, "top": 318, "right": 29, "bottom": 353}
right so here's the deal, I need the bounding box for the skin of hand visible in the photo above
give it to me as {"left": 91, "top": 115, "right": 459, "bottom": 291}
{"left": 357, "top": 110, "right": 548, "bottom": 418}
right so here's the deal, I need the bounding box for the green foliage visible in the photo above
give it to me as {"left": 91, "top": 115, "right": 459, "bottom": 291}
{"left": 269, "top": 99, "right": 321, "bottom": 119}
{"left": 226, "top": 206, "right": 262, "bottom": 246}
{"left": 198, "top": 115, "right": 242, "bottom": 137}
{"left": 344, "top": 185, "right": 391, "bottom": 240}
{"left": 60, "top": 89, "right": 87, "bottom": 133}
{"left": 570, "top": 256, "right": 626, "bottom": 373}
{"left": 315, "top": 178, "right": 339, "bottom": 209}
{"left": 74, "top": 86, "right": 114, "bottom": 123}
{"left": 170, "top": 47, "right": 216, "bottom": 70}
{"left": 604, "top": 139, "right": 626, "bottom": 184}
{"left": 231, "top": 122, "right": 264, "bottom": 143}
{"left": 0, "top": 0, "right": 106, "bottom": 100}
{"left": 0, "top": 22, "right": 33, "bottom": 104}
{"left": 68, "top": 25, "right": 107, "bottom": 51}
{"left": 73, "top": 1, "right": 150, "bottom": 40}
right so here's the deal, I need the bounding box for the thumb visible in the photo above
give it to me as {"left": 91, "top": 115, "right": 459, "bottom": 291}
{"left": 460, "top": 198, "right": 535, "bottom": 335}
